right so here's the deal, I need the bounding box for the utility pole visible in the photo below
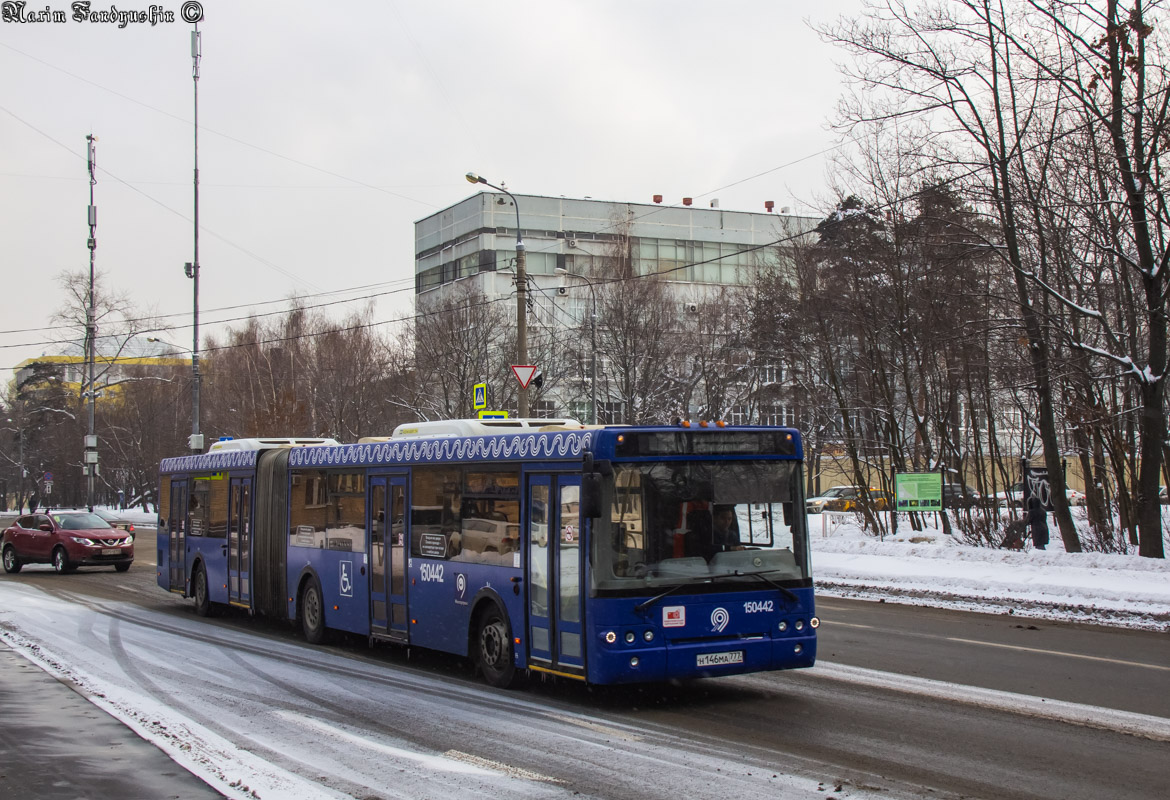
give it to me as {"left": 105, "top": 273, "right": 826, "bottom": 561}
{"left": 188, "top": 23, "right": 203, "bottom": 452}
{"left": 84, "top": 134, "right": 99, "bottom": 511}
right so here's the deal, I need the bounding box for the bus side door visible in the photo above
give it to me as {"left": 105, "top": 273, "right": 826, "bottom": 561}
{"left": 228, "top": 477, "right": 253, "bottom": 607}
{"left": 526, "top": 474, "right": 584, "bottom": 677}
{"left": 369, "top": 474, "right": 409, "bottom": 642}
{"left": 167, "top": 480, "right": 188, "bottom": 593}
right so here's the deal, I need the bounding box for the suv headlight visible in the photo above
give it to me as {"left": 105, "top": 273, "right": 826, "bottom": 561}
{"left": 71, "top": 537, "right": 95, "bottom": 546}
{"left": 124, "top": 535, "right": 134, "bottom": 545}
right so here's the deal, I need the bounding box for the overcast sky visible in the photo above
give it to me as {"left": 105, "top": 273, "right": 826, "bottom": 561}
{"left": 1, "top": 0, "right": 861, "bottom": 382}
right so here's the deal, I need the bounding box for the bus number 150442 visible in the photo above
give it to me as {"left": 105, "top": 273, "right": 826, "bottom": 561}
{"left": 420, "top": 563, "right": 445, "bottom": 583}
{"left": 743, "top": 600, "right": 774, "bottom": 614}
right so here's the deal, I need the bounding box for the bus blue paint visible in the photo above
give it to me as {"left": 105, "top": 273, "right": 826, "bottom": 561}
{"left": 157, "top": 423, "right": 817, "bottom": 687}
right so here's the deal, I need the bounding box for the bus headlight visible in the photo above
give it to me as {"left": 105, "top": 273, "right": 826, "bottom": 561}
{"left": 625, "top": 631, "right": 636, "bottom": 644}
{"left": 810, "top": 617, "right": 820, "bottom": 629}
{"left": 629, "top": 657, "right": 640, "bottom": 667}
{"left": 778, "top": 620, "right": 788, "bottom": 632}
{"left": 604, "top": 631, "right": 617, "bottom": 644}
{"left": 795, "top": 619, "right": 804, "bottom": 631}
{"left": 643, "top": 630, "right": 654, "bottom": 642}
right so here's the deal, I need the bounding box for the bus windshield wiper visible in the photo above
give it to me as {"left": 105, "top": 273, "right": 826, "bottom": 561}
{"left": 712, "top": 570, "right": 799, "bottom": 603}
{"left": 634, "top": 580, "right": 712, "bottom": 613}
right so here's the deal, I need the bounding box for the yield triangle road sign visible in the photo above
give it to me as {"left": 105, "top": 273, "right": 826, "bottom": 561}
{"left": 511, "top": 365, "right": 537, "bottom": 389}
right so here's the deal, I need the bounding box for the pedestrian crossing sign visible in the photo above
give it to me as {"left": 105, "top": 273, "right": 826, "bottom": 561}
{"left": 473, "top": 382, "right": 487, "bottom": 410}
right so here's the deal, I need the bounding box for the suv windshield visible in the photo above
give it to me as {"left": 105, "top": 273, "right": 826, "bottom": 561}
{"left": 51, "top": 512, "right": 112, "bottom": 531}
{"left": 592, "top": 460, "right": 808, "bottom": 593}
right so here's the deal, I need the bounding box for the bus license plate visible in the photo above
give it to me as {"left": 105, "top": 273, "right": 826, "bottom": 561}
{"left": 696, "top": 650, "right": 744, "bottom": 667}
{"left": 102, "top": 548, "right": 120, "bottom": 555}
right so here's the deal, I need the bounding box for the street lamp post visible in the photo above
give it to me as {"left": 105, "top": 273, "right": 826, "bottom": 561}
{"left": 188, "top": 24, "right": 203, "bottom": 453}
{"left": 556, "top": 267, "right": 598, "bottom": 425}
{"left": 465, "top": 172, "right": 529, "bottom": 418}
{"left": 85, "top": 134, "right": 99, "bottom": 511}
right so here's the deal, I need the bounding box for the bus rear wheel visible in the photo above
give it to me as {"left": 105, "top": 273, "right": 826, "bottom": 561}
{"left": 301, "top": 579, "right": 327, "bottom": 644}
{"left": 476, "top": 605, "right": 523, "bottom": 689}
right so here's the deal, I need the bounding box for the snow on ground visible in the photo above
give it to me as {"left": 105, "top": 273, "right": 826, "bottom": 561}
{"left": 810, "top": 510, "right": 1170, "bottom": 631}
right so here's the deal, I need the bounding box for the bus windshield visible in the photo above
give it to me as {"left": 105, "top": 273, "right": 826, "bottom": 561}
{"left": 591, "top": 460, "right": 807, "bottom": 592}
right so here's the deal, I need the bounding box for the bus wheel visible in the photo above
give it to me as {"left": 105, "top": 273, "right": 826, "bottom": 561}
{"left": 301, "top": 579, "right": 327, "bottom": 644}
{"left": 193, "top": 564, "right": 218, "bottom": 617}
{"left": 476, "top": 604, "right": 523, "bottom": 689}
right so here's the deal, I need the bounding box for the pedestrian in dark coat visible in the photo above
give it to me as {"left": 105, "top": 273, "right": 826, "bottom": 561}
{"left": 1027, "top": 494, "right": 1049, "bottom": 550}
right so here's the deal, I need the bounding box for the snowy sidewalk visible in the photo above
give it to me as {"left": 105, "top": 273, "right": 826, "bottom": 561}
{"left": 811, "top": 522, "right": 1170, "bottom": 631}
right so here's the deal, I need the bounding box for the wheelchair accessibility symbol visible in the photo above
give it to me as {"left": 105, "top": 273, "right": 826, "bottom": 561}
{"left": 340, "top": 560, "right": 354, "bottom": 598}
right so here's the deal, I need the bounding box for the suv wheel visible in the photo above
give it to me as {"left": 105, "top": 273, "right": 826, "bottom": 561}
{"left": 52, "top": 547, "right": 74, "bottom": 574}
{"left": 2, "top": 545, "right": 21, "bottom": 574}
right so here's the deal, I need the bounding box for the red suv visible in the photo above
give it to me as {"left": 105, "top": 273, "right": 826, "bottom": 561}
{"left": 2, "top": 511, "right": 134, "bottom": 574}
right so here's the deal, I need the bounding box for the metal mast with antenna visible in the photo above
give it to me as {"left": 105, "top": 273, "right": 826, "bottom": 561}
{"left": 187, "top": 23, "right": 203, "bottom": 452}
{"left": 84, "top": 134, "right": 99, "bottom": 510}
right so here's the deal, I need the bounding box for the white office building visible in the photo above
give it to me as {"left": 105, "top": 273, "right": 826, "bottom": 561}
{"left": 414, "top": 192, "right": 819, "bottom": 422}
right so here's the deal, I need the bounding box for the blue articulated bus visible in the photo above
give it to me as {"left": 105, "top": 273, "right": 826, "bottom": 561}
{"left": 157, "top": 420, "right": 817, "bottom": 687}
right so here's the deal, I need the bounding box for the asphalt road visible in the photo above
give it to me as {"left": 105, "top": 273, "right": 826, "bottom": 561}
{"left": 1, "top": 547, "right": 1167, "bottom": 799}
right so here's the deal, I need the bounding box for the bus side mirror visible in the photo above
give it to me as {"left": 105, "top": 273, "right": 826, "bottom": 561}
{"left": 782, "top": 502, "right": 793, "bottom": 526}
{"left": 581, "top": 474, "right": 603, "bottom": 518}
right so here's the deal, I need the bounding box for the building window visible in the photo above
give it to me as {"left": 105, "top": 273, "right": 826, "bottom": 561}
{"left": 599, "top": 401, "right": 623, "bottom": 424}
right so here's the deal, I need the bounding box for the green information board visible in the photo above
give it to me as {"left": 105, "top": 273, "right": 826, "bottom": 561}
{"left": 895, "top": 472, "right": 942, "bottom": 510}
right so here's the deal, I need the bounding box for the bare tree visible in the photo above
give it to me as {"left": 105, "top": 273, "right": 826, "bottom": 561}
{"left": 409, "top": 283, "right": 514, "bottom": 419}
{"left": 591, "top": 228, "right": 684, "bottom": 423}
{"left": 819, "top": 0, "right": 1089, "bottom": 552}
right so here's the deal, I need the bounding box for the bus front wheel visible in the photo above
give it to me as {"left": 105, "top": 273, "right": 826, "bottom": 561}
{"left": 475, "top": 604, "right": 523, "bottom": 689}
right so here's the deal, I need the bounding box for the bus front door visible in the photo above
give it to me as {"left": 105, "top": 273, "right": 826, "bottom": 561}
{"left": 526, "top": 474, "right": 584, "bottom": 678}
{"left": 228, "top": 477, "right": 253, "bottom": 607}
{"left": 369, "top": 475, "right": 409, "bottom": 642}
{"left": 167, "top": 480, "right": 188, "bottom": 593}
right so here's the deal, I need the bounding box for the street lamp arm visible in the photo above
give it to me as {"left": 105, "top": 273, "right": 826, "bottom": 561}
{"left": 466, "top": 173, "right": 523, "bottom": 249}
